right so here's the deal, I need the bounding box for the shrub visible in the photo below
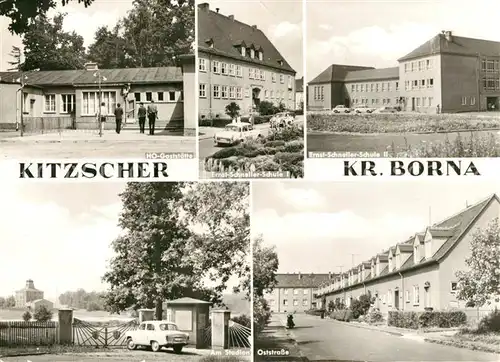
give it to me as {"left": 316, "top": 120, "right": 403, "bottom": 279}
{"left": 268, "top": 125, "right": 304, "bottom": 142}
{"left": 264, "top": 140, "right": 286, "bottom": 148}
{"left": 327, "top": 300, "right": 335, "bottom": 312}
{"left": 305, "top": 308, "right": 325, "bottom": 316}
{"left": 22, "top": 311, "right": 32, "bottom": 322}
{"left": 388, "top": 310, "right": 467, "bottom": 329}
{"left": 231, "top": 314, "right": 251, "bottom": 329}
{"left": 330, "top": 309, "right": 353, "bottom": 322}
{"left": 366, "top": 308, "right": 384, "bottom": 324}
{"left": 225, "top": 102, "right": 240, "bottom": 119}
{"left": 258, "top": 101, "right": 277, "bottom": 116}
{"left": 478, "top": 308, "right": 500, "bottom": 333}
{"left": 33, "top": 305, "right": 53, "bottom": 322}
{"left": 253, "top": 297, "right": 272, "bottom": 334}
{"left": 351, "top": 294, "right": 372, "bottom": 319}
{"left": 284, "top": 140, "right": 304, "bottom": 153}
{"left": 211, "top": 147, "right": 251, "bottom": 159}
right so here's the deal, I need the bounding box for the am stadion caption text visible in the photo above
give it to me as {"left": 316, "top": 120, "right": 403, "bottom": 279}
{"left": 16, "top": 160, "right": 197, "bottom": 180}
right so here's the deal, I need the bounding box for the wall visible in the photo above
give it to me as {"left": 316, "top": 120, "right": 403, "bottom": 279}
{"left": 198, "top": 52, "right": 295, "bottom": 119}
{"left": 181, "top": 59, "right": 196, "bottom": 135}
{"left": 264, "top": 287, "right": 315, "bottom": 313}
{"left": 308, "top": 83, "right": 332, "bottom": 110}
{"left": 0, "top": 83, "right": 20, "bottom": 126}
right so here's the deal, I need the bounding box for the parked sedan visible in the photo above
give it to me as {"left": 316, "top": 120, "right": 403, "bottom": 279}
{"left": 373, "top": 106, "right": 399, "bottom": 113}
{"left": 125, "top": 321, "right": 189, "bottom": 354}
{"left": 354, "top": 105, "right": 375, "bottom": 114}
{"left": 213, "top": 122, "right": 262, "bottom": 146}
{"left": 333, "top": 105, "right": 351, "bottom": 113}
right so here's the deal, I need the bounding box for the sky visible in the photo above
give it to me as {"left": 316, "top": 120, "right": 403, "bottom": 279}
{"left": 306, "top": 0, "right": 500, "bottom": 81}
{"left": 206, "top": 0, "right": 303, "bottom": 78}
{"left": 252, "top": 180, "right": 500, "bottom": 275}
{"left": 0, "top": 181, "right": 242, "bottom": 304}
{"left": 0, "top": 0, "right": 134, "bottom": 71}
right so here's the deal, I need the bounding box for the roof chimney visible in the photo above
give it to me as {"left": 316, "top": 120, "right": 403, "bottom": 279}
{"left": 84, "top": 62, "right": 98, "bottom": 71}
{"left": 198, "top": 3, "right": 209, "bottom": 12}
{"left": 228, "top": 15, "right": 234, "bottom": 20}
{"left": 443, "top": 30, "right": 452, "bottom": 42}
{"left": 26, "top": 279, "right": 35, "bottom": 289}
{"left": 252, "top": 25, "right": 257, "bottom": 29}
{"left": 298, "top": 272, "right": 302, "bottom": 279}
{"left": 216, "top": 7, "right": 220, "bottom": 13}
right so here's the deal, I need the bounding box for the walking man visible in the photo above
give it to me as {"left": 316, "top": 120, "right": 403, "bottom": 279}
{"left": 147, "top": 100, "right": 158, "bottom": 135}
{"left": 138, "top": 102, "right": 147, "bottom": 134}
{"left": 114, "top": 103, "right": 124, "bottom": 134}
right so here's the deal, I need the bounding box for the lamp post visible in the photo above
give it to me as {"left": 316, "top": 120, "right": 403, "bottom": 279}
{"left": 93, "top": 71, "right": 107, "bottom": 137}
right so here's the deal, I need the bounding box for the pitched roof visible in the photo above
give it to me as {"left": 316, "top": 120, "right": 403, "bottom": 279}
{"left": 275, "top": 273, "right": 334, "bottom": 288}
{"left": 0, "top": 67, "right": 182, "bottom": 87}
{"left": 399, "top": 33, "right": 500, "bottom": 62}
{"left": 309, "top": 64, "right": 374, "bottom": 84}
{"left": 166, "top": 297, "right": 211, "bottom": 304}
{"left": 397, "top": 244, "right": 413, "bottom": 253}
{"left": 343, "top": 67, "right": 399, "bottom": 82}
{"left": 197, "top": 4, "right": 295, "bottom": 73}
{"left": 295, "top": 77, "right": 304, "bottom": 92}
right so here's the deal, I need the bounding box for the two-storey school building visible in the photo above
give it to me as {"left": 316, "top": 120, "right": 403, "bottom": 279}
{"left": 197, "top": 3, "right": 296, "bottom": 120}
{"left": 314, "top": 194, "right": 500, "bottom": 314}
{"left": 309, "top": 31, "right": 500, "bottom": 113}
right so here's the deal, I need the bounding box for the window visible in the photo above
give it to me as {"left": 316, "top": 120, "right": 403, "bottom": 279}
{"left": 405, "top": 290, "right": 410, "bottom": 303}
{"left": 283, "top": 299, "right": 288, "bottom": 306}
{"left": 157, "top": 92, "right": 164, "bottom": 101}
{"left": 146, "top": 92, "right": 152, "bottom": 102}
{"left": 199, "top": 84, "right": 206, "bottom": 98}
{"left": 411, "top": 62, "right": 415, "bottom": 72}
{"left": 426, "top": 59, "right": 432, "bottom": 69}
{"left": 213, "top": 85, "right": 220, "bottom": 99}
{"left": 249, "top": 68, "right": 255, "bottom": 79}
{"left": 167, "top": 91, "right": 175, "bottom": 102}
{"left": 320, "top": 87, "right": 324, "bottom": 100}
{"left": 471, "top": 96, "right": 476, "bottom": 105}
{"left": 236, "top": 87, "right": 242, "bottom": 99}
{"left": 221, "top": 63, "right": 227, "bottom": 75}
{"left": 241, "top": 46, "right": 245, "bottom": 56}
{"left": 387, "top": 82, "right": 391, "bottom": 91}
{"left": 250, "top": 48, "right": 255, "bottom": 59}
{"left": 404, "top": 63, "right": 409, "bottom": 73}
{"left": 361, "top": 84, "right": 364, "bottom": 92}
{"left": 236, "top": 65, "right": 242, "bottom": 77}
{"left": 199, "top": 58, "right": 207, "bottom": 71}
{"left": 428, "top": 97, "right": 433, "bottom": 107}
{"left": 212, "top": 61, "right": 220, "bottom": 73}
{"left": 370, "top": 84, "right": 374, "bottom": 92}
{"left": 279, "top": 74, "right": 284, "bottom": 84}
{"left": 416, "top": 97, "right": 421, "bottom": 107}
{"left": 139, "top": 323, "right": 146, "bottom": 330}
{"left": 261, "top": 70, "right": 265, "bottom": 81}
{"left": 228, "top": 64, "right": 235, "bottom": 76}
{"left": 288, "top": 75, "right": 292, "bottom": 89}
{"left": 418, "top": 61, "right": 423, "bottom": 71}
{"left": 413, "top": 80, "right": 418, "bottom": 88}
{"left": 229, "top": 86, "right": 235, "bottom": 99}
{"left": 303, "top": 289, "right": 308, "bottom": 295}
{"left": 462, "top": 96, "right": 467, "bottom": 106}
{"left": 451, "top": 282, "right": 458, "bottom": 293}
{"left": 289, "top": 91, "right": 292, "bottom": 100}
{"left": 284, "top": 289, "right": 289, "bottom": 295}
{"left": 302, "top": 299, "right": 308, "bottom": 306}
{"left": 356, "top": 84, "right": 359, "bottom": 92}
{"left": 428, "top": 78, "right": 434, "bottom": 88}
{"left": 421, "top": 79, "right": 425, "bottom": 88}
{"left": 381, "top": 83, "right": 385, "bottom": 91}
{"left": 146, "top": 324, "right": 155, "bottom": 331}
{"left": 375, "top": 83, "right": 379, "bottom": 92}
{"left": 82, "top": 91, "right": 116, "bottom": 115}
{"left": 413, "top": 285, "right": 420, "bottom": 305}
{"left": 44, "top": 94, "right": 56, "bottom": 113}
{"left": 293, "top": 299, "right": 298, "bottom": 306}
{"left": 270, "top": 90, "right": 274, "bottom": 99}
{"left": 272, "top": 73, "right": 276, "bottom": 83}
{"left": 396, "top": 82, "right": 399, "bottom": 90}
{"left": 221, "top": 86, "right": 228, "bottom": 99}
{"left": 265, "top": 90, "right": 269, "bottom": 99}
{"left": 61, "top": 94, "right": 75, "bottom": 113}
{"left": 134, "top": 92, "right": 141, "bottom": 102}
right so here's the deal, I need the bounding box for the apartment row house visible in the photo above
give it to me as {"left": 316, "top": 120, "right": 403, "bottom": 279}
{"left": 197, "top": 3, "right": 296, "bottom": 120}
{"left": 314, "top": 194, "right": 500, "bottom": 314}
{"left": 0, "top": 56, "right": 197, "bottom": 135}
{"left": 309, "top": 31, "right": 500, "bottom": 113}
{"left": 264, "top": 273, "right": 335, "bottom": 313}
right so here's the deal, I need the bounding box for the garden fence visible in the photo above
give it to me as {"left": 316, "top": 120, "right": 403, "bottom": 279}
{"left": 0, "top": 321, "right": 58, "bottom": 347}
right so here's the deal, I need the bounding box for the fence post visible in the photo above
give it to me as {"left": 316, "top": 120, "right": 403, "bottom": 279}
{"left": 211, "top": 309, "right": 230, "bottom": 350}
{"left": 58, "top": 308, "right": 73, "bottom": 345}
{"left": 104, "top": 327, "right": 108, "bottom": 348}
{"left": 41, "top": 117, "right": 45, "bottom": 134}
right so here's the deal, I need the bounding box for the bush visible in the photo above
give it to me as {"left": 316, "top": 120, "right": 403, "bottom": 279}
{"left": 211, "top": 147, "right": 252, "bottom": 159}
{"left": 254, "top": 297, "right": 271, "bottom": 334}
{"left": 366, "top": 308, "right": 384, "bottom": 324}
{"left": 305, "top": 308, "right": 325, "bottom": 316}
{"left": 478, "top": 308, "right": 500, "bottom": 333}
{"left": 231, "top": 314, "right": 251, "bottom": 329}
{"left": 388, "top": 310, "right": 467, "bottom": 329}
{"left": 22, "top": 311, "right": 32, "bottom": 322}
{"left": 258, "top": 101, "right": 277, "bottom": 116}
{"left": 284, "top": 140, "right": 304, "bottom": 153}
{"left": 33, "top": 305, "right": 53, "bottom": 322}
{"left": 330, "top": 309, "right": 353, "bottom": 322}
{"left": 264, "top": 140, "right": 286, "bottom": 148}
{"left": 267, "top": 125, "right": 304, "bottom": 142}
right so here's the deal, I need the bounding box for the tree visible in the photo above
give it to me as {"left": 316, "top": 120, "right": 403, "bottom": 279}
{"left": 87, "top": 24, "right": 133, "bottom": 69}
{"left": 258, "top": 101, "right": 276, "bottom": 116}
{"left": 58, "top": 289, "right": 106, "bottom": 311}
{"left": 350, "top": 294, "right": 371, "bottom": 319}
{"left": 0, "top": 0, "right": 94, "bottom": 35}
{"left": 5, "top": 296, "right": 16, "bottom": 308}
{"left": 8, "top": 46, "right": 22, "bottom": 71}
{"left": 33, "top": 305, "right": 53, "bottom": 322}
{"left": 327, "top": 300, "right": 335, "bottom": 312}
{"left": 21, "top": 13, "right": 86, "bottom": 71}
{"left": 456, "top": 218, "right": 500, "bottom": 307}
{"left": 225, "top": 102, "right": 241, "bottom": 119}
{"left": 22, "top": 311, "right": 32, "bottom": 321}
{"left": 180, "top": 182, "right": 251, "bottom": 298}
{"left": 252, "top": 235, "right": 279, "bottom": 298}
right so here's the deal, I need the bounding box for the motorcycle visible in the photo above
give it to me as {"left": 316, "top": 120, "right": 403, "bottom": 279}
{"left": 286, "top": 313, "right": 295, "bottom": 329}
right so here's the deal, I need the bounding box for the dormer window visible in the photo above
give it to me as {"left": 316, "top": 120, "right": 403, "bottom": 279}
{"left": 241, "top": 46, "right": 246, "bottom": 56}
{"left": 250, "top": 48, "right": 255, "bottom": 59}
{"left": 259, "top": 51, "right": 263, "bottom": 61}
{"left": 205, "top": 38, "right": 214, "bottom": 48}
{"left": 278, "top": 59, "right": 283, "bottom": 66}
{"left": 388, "top": 256, "right": 393, "bottom": 271}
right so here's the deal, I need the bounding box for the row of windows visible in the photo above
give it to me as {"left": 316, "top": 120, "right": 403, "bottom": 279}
{"left": 404, "top": 59, "right": 433, "bottom": 73}
{"left": 352, "top": 98, "right": 399, "bottom": 105}
{"left": 269, "top": 299, "right": 309, "bottom": 306}
{"left": 461, "top": 96, "right": 477, "bottom": 106}
{"left": 405, "top": 78, "right": 434, "bottom": 90}
{"left": 200, "top": 84, "right": 292, "bottom": 101}
{"left": 199, "top": 58, "right": 293, "bottom": 88}
{"left": 282, "top": 288, "right": 309, "bottom": 295}
{"left": 483, "top": 77, "right": 500, "bottom": 90}
{"left": 481, "top": 59, "right": 500, "bottom": 73}
{"left": 351, "top": 82, "right": 399, "bottom": 93}
{"left": 134, "top": 91, "right": 180, "bottom": 103}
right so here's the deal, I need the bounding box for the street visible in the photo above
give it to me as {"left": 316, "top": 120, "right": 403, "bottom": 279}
{"left": 272, "top": 313, "right": 499, "bottom": 361}
{"left": 0, "top": 131, "right": 195, "bottom": 159}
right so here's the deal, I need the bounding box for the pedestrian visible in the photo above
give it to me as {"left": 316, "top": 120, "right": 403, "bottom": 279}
{"left": 137, "top": 102, "right": 147, "bottom": 134}
{"left": 96, "top": 102, "right": 107, "bottom": 133}
{"left": 114, "top": 103, "right": 124, "bottom": 134}
{"left": 436, "top": 104, "right": 440, "bottom": 114}
{"left": 147, "top": 100, "right": 158, "bottom": 135}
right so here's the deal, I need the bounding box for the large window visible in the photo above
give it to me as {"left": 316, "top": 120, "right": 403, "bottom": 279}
{"left": 44, "top": 94, "right": 56, "bottom": 113}
{"left": 293, "top": 289, "right": 298, "bottom": 295}
{"left": 82, "top": 91, "right": 116, "bottom": 115}
{"left": 212, "top": 61, "right": 220, "bottom": 74}
{"left": 212, "top": 85, "right": 220, "bottom": 99}
{"left": 229, "top": 64, "right": 235, "bottom": 76}
{"left": 199, "top": 58, "right": 207, "bottom": 72}
{"left": 221, "top": 86, "right": 228, "bottom": 99}
{"left": 221, "top": 62, "right": 227, "bottom": 75}
{"left": 199, "top": 84, "right": 206, "bottom": 98}
{"left": 61, "top": 94, "right": 75, "bottom": 113}
{"left": 413, "top": 285, "right": 420, "bottom": 305}
{"left": 280, "top": 74, "right": 284, "bottom": 84}
{"left": 236, "top": 65, "right": 242, "bottom": 77}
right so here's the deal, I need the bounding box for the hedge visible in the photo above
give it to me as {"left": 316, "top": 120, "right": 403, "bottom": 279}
{"left": 330, "top": 309, "right": 353, "bottom": 322}
{"left": 305, "top": 308, "right": 325, "bottom": 316}
{"left": 388, "top": 310, "right": 467, "bottom": 329}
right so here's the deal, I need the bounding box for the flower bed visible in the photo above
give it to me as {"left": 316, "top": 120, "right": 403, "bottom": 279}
{"left": 307, "top": 113, "right": 500, "bottom": 134}
{"left": 388, "top": 310, "right": 467, "bottom": 329}
{"left": 205, "top": 125, "right": 304, "bottom": 178}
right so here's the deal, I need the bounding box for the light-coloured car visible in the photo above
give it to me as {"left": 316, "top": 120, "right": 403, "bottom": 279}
{"left": 354, "top": 105, "right": 375, "bottom": 114}
{"left": 214, "top": 122, "right": 262, "bottom": 146}
{"left": 373, "top": 106, "right": 399, "bottom": 113}
{"left": 333, "top": 105, "right": 351, "bottom": 113}
{"left": 125, "top": 321, "right": 189, "bottom": 354}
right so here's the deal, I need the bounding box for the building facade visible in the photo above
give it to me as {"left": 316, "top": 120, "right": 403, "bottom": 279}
{"left": 314, "top": 195, "right": 500, "bottom": 315}
{"left": 309, "top": 31, "right": 500, "bottom": 113}
{"left": 27, "top": 299, "right": 54, "bottom": 311}
{"left": 197, "top": 3, "right": 296, "bottom": 120}
{"left": 0, "top": 56, "right": 196, "bottom": 135}
{"left": 15, "top": 280, "right": 44, "bottom": 308}
{"left": 264, "top": 273, "right": 335, "bottom": 313}
{"left": 295, "top": 77, "right": 304, "bottom": 111}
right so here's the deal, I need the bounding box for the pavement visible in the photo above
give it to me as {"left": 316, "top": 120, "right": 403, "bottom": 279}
{"left": 264, "top": 313, "right": 500, "bottom": 361}
{"left": 0, "top": 130, "right": 195, "bottom": 159}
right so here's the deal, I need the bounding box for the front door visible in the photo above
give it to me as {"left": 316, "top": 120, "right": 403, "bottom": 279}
{"left": 424, "top": 287, "right": 431, "bottom": 308}
{"left": 411, "top": 97, "right": 416, "bottom": 111}
{"left": 394, "top": 290, "right": 399, "bottom": 310}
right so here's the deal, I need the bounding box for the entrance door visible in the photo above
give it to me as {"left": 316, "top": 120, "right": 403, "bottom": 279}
{"left": 252, "top": 88, "right": 261, "bottom": 110}
{"left": 394, "top": 290, "right": 400, "bottom": 310}
{"left": 487, "top": 97, "right": 499, "bottom": 111}
{"left": 424, "top": 287, "right": 431, "bottom": 308}
{"left": 411, "top": 97, "right": 416, "bottom": 111}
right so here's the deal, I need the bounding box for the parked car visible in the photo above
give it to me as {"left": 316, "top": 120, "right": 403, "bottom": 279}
{"left": 125, "top": 321, "right": 189, "bottom": 354}
{"left": 373, "top": 106, "right": 399, "bottom": 113}
{"left": 214, "top": 122, "right": 263, "bottom": 146}
{"left": 333, "top": 105, "right": 351, "bottom": 113}
{"left": 354, "top": 105, "right": 375, "bottom": 114}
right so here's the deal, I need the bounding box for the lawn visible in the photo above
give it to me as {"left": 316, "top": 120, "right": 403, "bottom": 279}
{"left": 425, "top": 329, "right": 500, "bottom": 354}
{"left": 307, "top": 112, "right": 500, "bottom": 134}
{"left": 204, "top": 125, "right": 304, "bottom": 178}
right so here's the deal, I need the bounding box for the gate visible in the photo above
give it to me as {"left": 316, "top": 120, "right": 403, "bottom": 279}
{"left": 72, "top": 318, "right": 138, "bottom": 348}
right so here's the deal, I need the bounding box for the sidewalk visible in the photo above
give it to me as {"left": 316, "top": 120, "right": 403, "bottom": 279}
{"left": 199, "top": 123, "right": 271, "bottom": 140}
{"left": 0, "top": 130, "right": 193, "bottom": 143}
